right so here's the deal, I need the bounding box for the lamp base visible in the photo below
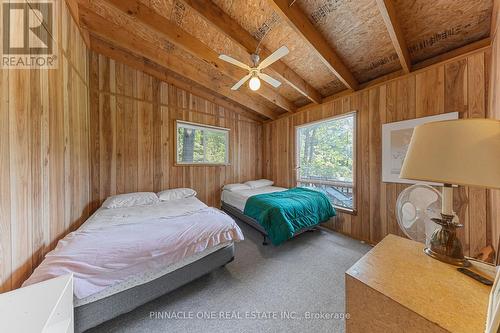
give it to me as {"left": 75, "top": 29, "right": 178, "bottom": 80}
{"left": 423, "top": 247, "right": 470, "bottom": 267}
{"left": 425, "top": 213, "right": 470, "bottom": 267}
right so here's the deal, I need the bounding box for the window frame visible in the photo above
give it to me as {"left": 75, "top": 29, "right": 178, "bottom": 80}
{"left": 294, "top": 111, "right": 357, "bottom": 215}
{"left": 175, "top": 120, "right": 230, "bottom": 166}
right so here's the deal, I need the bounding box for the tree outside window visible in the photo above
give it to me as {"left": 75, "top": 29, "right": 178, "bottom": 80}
{"left": 296, "top": 113, "right": 356, "bottom": 211}
{"left": 176, "top": 121, "right": 229, "bottom": 165}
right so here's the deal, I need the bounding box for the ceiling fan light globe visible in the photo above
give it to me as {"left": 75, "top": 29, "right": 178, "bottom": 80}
{"left": 249, "top": 76, "right": 261, "bottom": 91}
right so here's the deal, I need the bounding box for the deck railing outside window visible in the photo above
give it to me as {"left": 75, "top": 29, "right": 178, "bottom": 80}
{"left": 296, "top": 112, "right": 356, "bottom": 211}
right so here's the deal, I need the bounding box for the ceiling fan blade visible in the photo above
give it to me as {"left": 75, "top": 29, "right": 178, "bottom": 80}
{"left": 257, "top": 46, "right": 289, "bottom": 70}
{"left": 258, "top": 73, "right": 282, "bottom": 88}
{"left": 219, "top": 54, "right": 250, "bottom": 70}
{"left": 231, "top": 74, "right": 252, "bottom": 90}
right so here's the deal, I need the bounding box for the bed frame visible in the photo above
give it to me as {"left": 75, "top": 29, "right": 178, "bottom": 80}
{"left": 221, "top": 202, "right": 271, "bottom": 245}
{"left": 74, "top": 243, "right": 235, "bottom": 332}
{"left": 221, "top": 202, "right": 319, "bottom": 245}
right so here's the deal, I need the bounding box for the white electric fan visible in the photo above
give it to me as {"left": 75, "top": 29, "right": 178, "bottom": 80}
{"left": 218, "top": 45, "right": 289, "bottom": 91}
{"left": 396, "top": 184, "right": 443, "bottom": 246}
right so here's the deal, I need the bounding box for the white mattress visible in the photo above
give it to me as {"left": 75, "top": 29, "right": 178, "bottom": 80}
{"left": 221, "top": 186, "right": 287, "bottom": 211}
{"left": 75, "top": 242, "right": 229, "bottom": 306}
{"left": 28, "top": 197, "right": 240, "bottom": 306}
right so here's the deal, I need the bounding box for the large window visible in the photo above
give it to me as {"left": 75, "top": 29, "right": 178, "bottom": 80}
{"left": 176, "top": 121, "right": 229, "bottom": 165}
{"left": 296, "top": 113, "right": 356, "bottom": 212}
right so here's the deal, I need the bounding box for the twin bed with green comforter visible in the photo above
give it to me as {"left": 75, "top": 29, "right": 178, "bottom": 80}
{"left": 240, "top": 187, "right": 336, "bottom": 245}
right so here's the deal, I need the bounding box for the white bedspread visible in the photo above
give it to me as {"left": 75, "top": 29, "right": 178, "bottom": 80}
{"left": 23, "top": 205, "right": 243, "bottom": 299}
{"left": 221, "top": 186, "right": 287, "bottom": 211}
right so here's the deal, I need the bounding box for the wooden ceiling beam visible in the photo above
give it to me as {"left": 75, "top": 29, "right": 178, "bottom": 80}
{"left": 290, "top": 37, "right": 491, "bottom": 117}
{"left": 182, "top": 0, "right": 322, "bottom": 104}
{"left": 376, "top": 0, "right": 411, "bottom": 73}
{"left": 492, "top": 0, "right": 500, "bottom": 39}
{"left": 78, "top": 6, "right": 279, "bottom": 120}
{"left": 99, "top": 0, "right": 296, "bottom": 113}
{"left": 89, "top": 36, "right": 265, "bottom": 123}
{"left": 269, "top": 0, "right": 359, "bottom": 91}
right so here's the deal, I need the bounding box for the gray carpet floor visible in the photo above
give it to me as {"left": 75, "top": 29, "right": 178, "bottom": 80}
{"left": 88, "top": 221, "right": 371, "bottom": 333}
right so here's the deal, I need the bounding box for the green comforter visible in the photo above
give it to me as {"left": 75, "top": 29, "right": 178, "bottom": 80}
{"left": 243, "top": 187, "right": 336, "bottom": 245}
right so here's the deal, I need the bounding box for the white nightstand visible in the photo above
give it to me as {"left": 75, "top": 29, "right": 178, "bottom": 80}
{"left": 0, "top": 274, "right": 74, "bottom": 333}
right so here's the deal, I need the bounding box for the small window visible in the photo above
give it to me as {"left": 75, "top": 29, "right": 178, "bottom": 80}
{"left": 296, "top": 112, "right": 356, "bottom": 212}
{"left": 176, "top": 121, "right": 229, "bottom": 165}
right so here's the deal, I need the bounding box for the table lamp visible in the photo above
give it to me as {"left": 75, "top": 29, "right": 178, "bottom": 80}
{"left": 400, "top": 119, "right": 500, "bottom": 266}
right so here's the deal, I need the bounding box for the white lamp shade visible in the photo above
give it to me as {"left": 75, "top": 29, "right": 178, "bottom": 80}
{"left": 400, "top": 119, "right": 500, "bottom": 189}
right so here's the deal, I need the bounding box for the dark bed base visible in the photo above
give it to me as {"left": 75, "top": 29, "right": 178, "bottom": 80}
{"left": 221, "top": 202, "right": 270, "bottom": 245}
{"left": 221, "top": 202, "right": 319, "bottom": 246}
{"left": 75, "top": 244, "right": 235, "bottom": 332}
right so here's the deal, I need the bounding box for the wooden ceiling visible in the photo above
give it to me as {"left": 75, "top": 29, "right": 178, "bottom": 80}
{"left": 72, "top": 0, "right": 493, "bottom": 120}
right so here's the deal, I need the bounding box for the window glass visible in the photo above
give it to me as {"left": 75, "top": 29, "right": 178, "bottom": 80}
{"left": 296, "top": 113, "right": 356, "bottom": 210}
{"left": 176, "top": 121, "right": 229, "bottom": 165}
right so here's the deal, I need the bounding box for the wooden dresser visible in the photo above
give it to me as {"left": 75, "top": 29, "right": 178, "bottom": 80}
{"left": 345, "top": 235, "right": 491, "bottom": 333}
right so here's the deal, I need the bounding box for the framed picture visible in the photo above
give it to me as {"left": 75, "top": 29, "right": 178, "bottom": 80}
{"left": 382, "top": 112, "right": 459, "bottom": 184}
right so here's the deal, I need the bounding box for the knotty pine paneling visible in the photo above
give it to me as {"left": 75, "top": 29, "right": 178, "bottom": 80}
{"left": 0, "top": 1, "right": 90, "bottom": 292}
{"left": 263, "top": 49, "right": 492, "bottom": 256}
{"left": 88, "top": 51, "right": 263, "bottom": 211}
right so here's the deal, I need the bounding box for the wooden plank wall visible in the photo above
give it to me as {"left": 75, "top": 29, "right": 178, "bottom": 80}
{"left": 88, "top": 51, "right": 263, "bottom": 211}
{"left": 263, "top": 49, "right": 491, "bottom": 256}
{"left": 488, "top": 2, "right": 500, "bottom": 257}
{"left": 0, "top": 1, "right": 90, "bottom": 291}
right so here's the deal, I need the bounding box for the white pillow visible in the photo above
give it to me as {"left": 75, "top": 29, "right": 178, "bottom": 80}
{"left": 244, "top": 179, "right": 274, "bottom": 189}
{"left": 102, "top": 192, "right": 159, "bottom": 209}
{"left": 223, "top": 183, "right": 251, "bottom": 192}
{"left": 157, "top": 188, "right": 197, "bottom": 201}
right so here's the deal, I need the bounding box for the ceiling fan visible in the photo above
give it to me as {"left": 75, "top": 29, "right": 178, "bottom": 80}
{"left": 219, "top": 46, "right": 289, "bottom": 92}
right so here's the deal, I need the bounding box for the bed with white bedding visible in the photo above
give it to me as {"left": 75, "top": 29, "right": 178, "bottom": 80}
{"left": 222, "top": 185, "right": 287, "bottom": 211}
{"left": 221, "top": 180, "right": 335, "bottom": 245}
{"left": 23, "top": 192, "right": 243, "bottom": 332}
{"left": 221, "top": 184, "right": 286, "bottom": 244}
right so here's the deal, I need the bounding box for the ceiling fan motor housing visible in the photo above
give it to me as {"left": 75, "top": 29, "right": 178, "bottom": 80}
{"left": 251, "top": 53, "right": 260, "bottom": 67}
